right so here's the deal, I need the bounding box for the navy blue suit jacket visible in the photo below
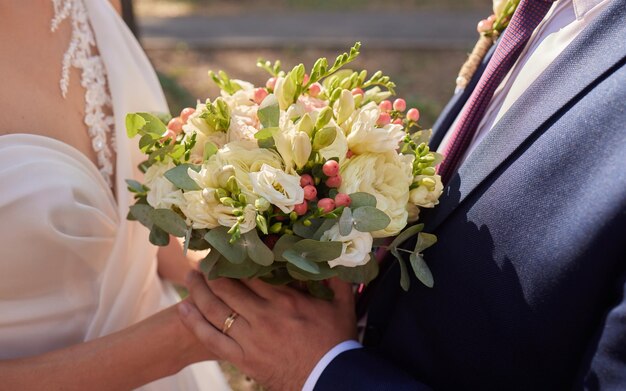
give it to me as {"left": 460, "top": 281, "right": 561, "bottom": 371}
{"left": 316, "top": 1, "right": 626, "bottom": 390}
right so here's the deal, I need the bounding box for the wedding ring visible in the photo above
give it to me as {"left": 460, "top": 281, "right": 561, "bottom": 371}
{"left": 222, "top": 311, "right": 239, "bottom": 335}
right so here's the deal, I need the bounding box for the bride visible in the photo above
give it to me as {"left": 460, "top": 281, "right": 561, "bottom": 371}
{"left": 0, "top": 1, "right": 230, "bottom": 389}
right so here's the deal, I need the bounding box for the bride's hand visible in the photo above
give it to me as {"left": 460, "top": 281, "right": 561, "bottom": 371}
{"left": 178, "top": 272, "right": 357, "bottom": 390}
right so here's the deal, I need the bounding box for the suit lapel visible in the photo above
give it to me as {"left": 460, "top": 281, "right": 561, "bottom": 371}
{"left": 426, "top": 0, "right": 626, "bottom": 231}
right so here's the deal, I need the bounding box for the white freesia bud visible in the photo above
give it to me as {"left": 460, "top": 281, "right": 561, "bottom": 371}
{"left": 493, "top": 0, "right": 507, "bottom": 18}
{"left": 249, "top": 164, "right": 304, "bottom": 213}
{"left": 144, "top": 161, "right": 184, "bottom": 209}
{"left": 274, "top": 77, "right": 291, "bottom": 111}
{"left": 292, "top": 131, "right": 312, "bottom": 169}
{"left": 321, "top": 224, "right": 373, "bottom": 268}
{"left": 336, "top": 89, "right": 355, "bottom": 125}
{"left": 216, "top": 165, "right": 236, "bottom": 189}
{"left": 217, "top": 204, "right": 258, "bottom": 234}
{"left": 254, "top": 197, "right": 271, "bottom": 212}
{"left": 409, "top": 175, "right": 443, "bottom": 208}
{"left": 296, "top": 113, "right": 314, "bottom": 136}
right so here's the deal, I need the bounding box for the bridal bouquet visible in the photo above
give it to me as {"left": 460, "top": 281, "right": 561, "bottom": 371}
{"left": 126, "top": 43, "right": 443, "bottom": 296}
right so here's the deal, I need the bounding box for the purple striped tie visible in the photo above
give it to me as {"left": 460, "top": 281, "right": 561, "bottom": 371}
{"left": 438, "top": 0, "right": 556, "bottom": 184}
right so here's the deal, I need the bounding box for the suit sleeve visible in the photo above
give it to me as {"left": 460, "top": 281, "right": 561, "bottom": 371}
{"left": 575, "top": 273, "right": 626, "bottom": 390}
{"left": 313, "top": 348, "right": 432, "bottom": 391}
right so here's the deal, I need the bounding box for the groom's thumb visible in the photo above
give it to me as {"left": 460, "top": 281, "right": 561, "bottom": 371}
{"left": 328, "top": 277, "right": 354, "bottom": 307}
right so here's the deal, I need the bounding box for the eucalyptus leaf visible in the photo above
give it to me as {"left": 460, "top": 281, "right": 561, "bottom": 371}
{"left": 183, "top": 228, "right": 192, "bottom": 256}
{"left": 199, "top": 249, "right": 221, "bottom": 279}
{"left": 410, "top": 252, "right": 434, "bottom": 288}
{"left": 260, "top": 267, "right": 294, "bottom": 285}
{"left": 349, "top": 192, "right": 377, "bottom": 208}
{"left": 292, "top": 239, "right": 343, "bottom": 263}
{"left": 286, "top": 262, "right": 337, "bottom": 281}
{"left": 205, "top": 227, "right": 247, "bottom": 264}
{"left": 243, "top": 231, "right": 275, "bottom": 266}
{"left": 258, "top": 94, "right": 280, "bottom": 128}
{"left": 129, "top": 204, "right": 154, "bottom": 229}
{"left": 334, "top": 254, "right": 379, "bottom": 284}
{"left": 149, "top": 209, "right": 188, "bottom": 237}
{"left": 396, "top": 250, "right": 410, "bottom": 292}
{"left": 282, "top": 249, "right": 320, "bottom": 274}
{"left": 387, "top": 224, "right": 424, "bottom": 253}
{"left": 293, "top": 218, "right": 324, "bottom": 239}
{"left": 338, "top": 207, "right": 353, "bottom": 236}
{"left": 414, "top": 232, "right": 438, "bottom": 253}
{"left": 164, "top": 164, "right": 201, "bottom": 191}
{"left": 125, "top": 179, "right": 145, "bottom": 194}
{"left": 149, "top": 225, "right": 170, "bottom": 246}
{"left": 187, "top": 229, "right": 211, "bottom": 251}
{"left": 272, "top": 234, "right": 302, "bottom": 262}
{"left": 312, "top": 218, "right": 338, "bottom": 241}
{"left": 215, "top": 257, "right": 260, "bottom": 279}
{"left": 353, "top": 206, "right": 391, "bottom": 232}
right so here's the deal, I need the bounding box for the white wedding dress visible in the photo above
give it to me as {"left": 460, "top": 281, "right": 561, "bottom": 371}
{"left": 0, "top": 1, "right": 230, "bottom": 390}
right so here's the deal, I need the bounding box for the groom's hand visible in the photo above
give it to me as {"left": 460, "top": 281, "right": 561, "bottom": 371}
{"left": 178, "top": 272, "right": 357, "bottom": 390}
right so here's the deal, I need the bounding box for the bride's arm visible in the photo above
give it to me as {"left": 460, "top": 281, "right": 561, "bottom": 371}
{"left": 0, "top": 305, "right": 211, "bottom": 390}
{"left": 157, "top": 239, "right": 199, "bottom": 286}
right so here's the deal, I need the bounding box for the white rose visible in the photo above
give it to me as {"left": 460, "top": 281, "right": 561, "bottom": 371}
{"left": 178, "top": 190, "right": 221, "bottom": 229}
{"left": 409, "top": 175, "right": 443, "bottom": 208}
{"left": 339, "top": 152, "right": 414, "bottom": 237}
{"left": 249, "top": 164, "right": 304, "bottom": 213}
{"left": 346, "top": 103, "right": 405, "bottom": 155}
{"left": 144, "top": 161, "right": 184, "bottom": 209}
{"left": 321, "top": 224, "right": 373, "bottom": 268}
{"left": 227, "top": 116, "right": 259, "bottom": 143}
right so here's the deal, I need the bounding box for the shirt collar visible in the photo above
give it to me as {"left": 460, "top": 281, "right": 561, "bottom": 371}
{"left": 572, "top": 0, "right": 607, "bottom": 19}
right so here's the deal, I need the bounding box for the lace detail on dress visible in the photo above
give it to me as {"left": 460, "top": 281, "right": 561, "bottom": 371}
{"left": 51, "top": 0, "right": 116, "bottom": 188}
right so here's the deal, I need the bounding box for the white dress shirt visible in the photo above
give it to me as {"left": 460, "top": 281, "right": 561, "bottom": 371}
{"left": 303, "top": 0, "right": 610, "bottom": 389}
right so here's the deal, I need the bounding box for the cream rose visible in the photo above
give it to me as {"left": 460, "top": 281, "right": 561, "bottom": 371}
{"left": 339, "top": 152, "right": 414, "bottom": 237}
{"left": 178, "top": 190, "right": 221, "bottom": 229}
{"left": 144, "top": 161, "right": 184, "bottom": 209}
{"left": 320, "top": 224, "right": 373, "bottom": 268}
{"left": 249, "top": 164, "right": 304, "bottom": 213}
{"left": 409, "top": 175, "right": 443, "bottom": 208}
{"left": 346, "top": 103, "right": 405, "bottom": 155}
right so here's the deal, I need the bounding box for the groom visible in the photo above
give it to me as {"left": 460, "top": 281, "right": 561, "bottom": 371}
{"left": 179, "top": 0, "right": 626, "bottom": 389}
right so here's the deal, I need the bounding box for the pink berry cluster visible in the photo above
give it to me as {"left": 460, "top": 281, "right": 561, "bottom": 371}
{"left": 290, "top": 160, "right": 352, "bottom": 218}
{"left": 163, "top": 107, "right": 196, "bottom": 141}
{"left": 375, "top": 98, "right": 420, "bottom": 127}
{"left": 253, "top": 74, "right": 323, "bottom": 105}
{"left": 477, "top": 14, "right": 498, "bottom": 34}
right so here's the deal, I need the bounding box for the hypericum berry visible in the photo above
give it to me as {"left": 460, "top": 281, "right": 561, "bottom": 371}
{"left": 322, "top": 160, "right": 340, "bottom": 177}
{"left": 351, "top": 88, "right": 364, "bottom": 96}
{"left": 477, "top": 19, "right": 493, "bottom": 33}
{"left": 160, "top": 129, "right": 177, "bottom": 142}
{"left": 377, "top": 112, "right": 391, "bottom": 126}
{"left": 346, "top": 150, "right": 355, "bottom": 159}
{"left": 317, "top": 198, "right": 336, "bottom": 213}
{"left": 379, "top": 100, "right": 392, "bottom": 112}
{"left": 167, "top": 117, "right": 184, "bottom": 134}
{"left": 253, "top": 88, "right": 269, "bottom": 104}
{"left": 294, "top": 201, "right": 308, "bottom": 216}
{"left": 325, "top": 175, "right": 342, "bottom": 188}
{"left": 487, "top": 14, "right": 497, "bottom": 23}
{"left": 300, "top": 174, "right": 314, "bottom": 187}
{"left": 266, "top": 77, "right": 277, "bottom": 90}
{"left": 407, "top": 108, "right": 420, "bottom": 122}
{"left": 180, "top": 107, "right": 196, "bottom": 123}
{"left": 308, "top": 82, "right": 322, "bottom": 97}
{"left": 392, "top": 118, "right": 403, "bottom": 125}
{"left": 334, "top": 193, "right": 352, "bottom": 207}
{"left": 393, "top": 98, "right": 407, "bottom": 112}
{"left": 303, "top": 185, "right": 318, "bottom": 201}
{"left": 302, "top": 73, "right": 310, "bottom": 86}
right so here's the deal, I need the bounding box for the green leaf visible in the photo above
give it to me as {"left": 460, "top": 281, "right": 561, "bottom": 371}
{"left": 396, "top": 250, "right": 410, "bottom": 292}
{"left": 292, "top": 239, "right": 343, "bottom": 263}
{"left": 164, "top": 164, "right": 201, "bottom": 191}
{"left": 334, "top": 254, "right": 379, "bottom": 284}
{"left": 205, "top": 227, "right": 247, "bottom": 264}
{"left": 260, "top": 267, "right": 295, "bottom": 285}
{"left": 415, "top": 232, "right": 438, "bottom": 253}
{"left": 149, "top": 225, "right": 170, "bottom": 246}
{"left": 186, "top": 229, "right": 211, "bottom": 251}
{"left": 272, "top": 234, "right": 302, "bottom": 262}
{"left": 243, "top": 231, "right": 275, "bottom": 266}
{"left": 312, "top": 218, "right": 338, "bottom": 241}
{"left": 306, "top": 281, "right": 335, "bottom": 300}
{"left": 215, "top": 257, "right": 260, "bottom": 279}
{"left": 258, "top": 94, "right": 280, "bottom": 128}
{"left": 282, "top": 249, "right": 320, "bottom": 274}
{"left": 150, "top": 209, "right": 188, "bottom": 237}
{"left": 126, "top": 113, "right": 146, "bottom": 138}
{"left": 129, "top": 204, "right": 154, "bottom": 229}
{"left": 137, "top": 113, "right": 167, "bottom": 136}
{"left": 349, "top": 192, "right": 377, "bottom": 208}
{"left": 199, "top": 249, "right": 221, "bottom": 279}
{"left": 387, "top": 224, "right": 424, "bottom": 253}
{"left": 183, "top": 228, "right": 192, "bottom": 256}
{"left": 126, "top": 179, "right": 146, "bottom": 194}
{"left": 352, "top": 206, "right": 391, "bottom": 232}
{"left": 338, "top": 207, "right": 353, "bottom": 236}
{"left": 293, "top": 218, "right": 324, "bottom": 239}
{"left": 286, "top": 262, "right": 337, "bottom": 281}
{"left": 410, "top": 252, "right": 434, "bottom": 288}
